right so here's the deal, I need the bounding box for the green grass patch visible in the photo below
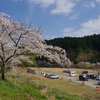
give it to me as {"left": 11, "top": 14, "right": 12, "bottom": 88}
{"left": 0, "top": 78, "right": 17, "bottom": 100}
{"left": 0, "top": 76, "right": 92, "bottom": 100}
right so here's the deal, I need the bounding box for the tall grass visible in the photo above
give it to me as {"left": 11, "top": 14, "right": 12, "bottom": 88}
{"left": 0, "top": 75, "right": 93, "bottom": 100}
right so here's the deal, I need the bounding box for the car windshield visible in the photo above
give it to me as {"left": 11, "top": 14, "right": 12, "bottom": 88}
{"left": 50, "top": 74, "right": 56, "bottom": 76}
{"left": 83, "top": 74, "right": 86, "bottom": 77}
{"left": 71, "top": 73, "right": 75, "bottom": 74}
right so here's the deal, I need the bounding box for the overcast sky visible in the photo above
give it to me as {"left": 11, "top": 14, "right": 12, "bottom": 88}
{"left": 0, "top": 0, "right": 100, "bottom": 39}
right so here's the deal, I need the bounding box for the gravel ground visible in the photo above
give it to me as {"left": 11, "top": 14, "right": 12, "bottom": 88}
{"left": 57, "top": 72, "right": 99, "bottom": 89}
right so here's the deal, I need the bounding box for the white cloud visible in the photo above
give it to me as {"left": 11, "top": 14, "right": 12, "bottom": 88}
{"left": 96, "top": 0, "right": 100, "bottom": 3}
{"left": 63, "top": 28, "right": 74, "bottom": 34}
{"left": 91, "top": 1, "right": 95, "bottom": 7}
{"left": 51, "top": 0, "right": 76, "bottom": 15}
{"left": 84, "top": 1, "right": 95, "bottom": 8}
{"left": 11, "top": 0, "right": 23, "bottom": 1}
{"left": 27, "top": 0, "right": 77, "bottom": 15}
{"left": 27, "top": 0, "right": 55, "bottom": 19}
{"left": 27, "top": 0, "right": 55, "bottom": 8}
{"left": 63, "top": 16, "right": 100, "bottom": 37}
{"left": 63, "top": 28, "right": 74, "bottom": 37}
{"left": 69, "top": 13, "right": 79, "bottom": 20}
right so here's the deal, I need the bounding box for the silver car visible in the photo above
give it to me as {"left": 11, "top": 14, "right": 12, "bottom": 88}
{"left": 49, "top": 74, "right": 59, "bottom": 79}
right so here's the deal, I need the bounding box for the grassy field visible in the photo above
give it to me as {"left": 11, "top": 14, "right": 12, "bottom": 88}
{"left": 0, "top": 77, "right": 90, "bottom": 100}
{"left": 5, "top": 67, "right": 100, "bottom": 100}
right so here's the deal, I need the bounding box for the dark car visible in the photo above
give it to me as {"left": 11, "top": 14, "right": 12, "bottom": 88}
{"left": 63, "top": 70, "right": 70, "bottom": 73}
{"left": 27, "top": 68, "right": 36, "bottom": 74}
{"left": 98, "top": 79, "right": 100, "bottom": 85}
{"left": 98, "top": 72, "right": 100, "bottom": 75}
{"left": 89, "top": 74, "right": 96, "bottom": 79}
{"left": 82, "top": 71, "right": 88, "bottom": 74}
{"left": 79, "top": 74, "right": 89, "bottom": 81}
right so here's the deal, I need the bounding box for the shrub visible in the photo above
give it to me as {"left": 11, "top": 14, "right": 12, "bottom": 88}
{"left": 82, "top": 64, "right": 89, "bottom": 69}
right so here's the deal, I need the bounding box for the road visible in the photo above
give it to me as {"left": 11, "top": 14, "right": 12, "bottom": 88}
{"left": 57, "top": 73, "right": 99, "bottom": 89}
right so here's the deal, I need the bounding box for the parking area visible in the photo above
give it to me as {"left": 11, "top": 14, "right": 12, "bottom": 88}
{"left": 59, "top": 73, "right": 99, "bottom": 89}
{"left": 26, "top": 68, "right": 100, "bottom": 89}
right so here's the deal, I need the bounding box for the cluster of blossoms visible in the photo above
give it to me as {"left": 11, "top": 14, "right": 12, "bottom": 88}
{"left": 0, "top": 13, "right": 71, "bottom": 69}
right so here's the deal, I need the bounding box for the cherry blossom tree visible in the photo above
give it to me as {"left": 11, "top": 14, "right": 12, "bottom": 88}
{"left": 0, "top": 13, "right": 46, "bottom": 80}
{"left": 36, "top": 45, "right": 71, "bottom": 67}
{"left": 0, "top": 13, "right": 71, "bottom": 80}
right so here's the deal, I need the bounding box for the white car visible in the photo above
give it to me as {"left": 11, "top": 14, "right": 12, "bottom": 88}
{"left": 69, "top": 72, "right": 76, "bottom": 76}
{"left": 96, "top": 75, "right": 100, "bottom": 80}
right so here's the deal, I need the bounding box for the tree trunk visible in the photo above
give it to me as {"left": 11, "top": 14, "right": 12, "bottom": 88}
{"left": 2, "top": 72, "right": 5, "bottom": 80}
{"left": 1, "top": 65, "right": 6, "bottom": 80}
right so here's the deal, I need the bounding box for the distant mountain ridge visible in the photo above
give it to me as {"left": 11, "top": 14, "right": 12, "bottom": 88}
{"left": 45, "top": 34, "right": 100, "bottom": 64}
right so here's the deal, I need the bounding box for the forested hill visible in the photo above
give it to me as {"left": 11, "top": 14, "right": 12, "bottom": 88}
{"left": 45, "top": 34, "right": 100, "bottom": 64}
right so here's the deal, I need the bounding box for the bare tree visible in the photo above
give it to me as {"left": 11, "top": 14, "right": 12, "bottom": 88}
{"left": 0, "top": 13, "right": 71, "bottom": 80}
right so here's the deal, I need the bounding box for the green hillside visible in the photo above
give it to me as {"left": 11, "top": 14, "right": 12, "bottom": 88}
{"left": 0, "top": 75, "right": 91, "bottom": 100}
{"left": 45, "top": 34, "right": 100, "bottom": 63}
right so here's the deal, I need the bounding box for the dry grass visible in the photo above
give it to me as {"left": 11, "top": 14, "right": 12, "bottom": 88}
{"left": 38, "top": 76, "right": 95, "bottom": 97}
{"left": 8, "top": 67, "right": 100, "bottom": 99}
{"left": 32, "top": 67, "right": 100, "bottom": 75}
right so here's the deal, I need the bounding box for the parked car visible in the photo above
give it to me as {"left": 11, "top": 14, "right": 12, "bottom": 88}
{"left": 79, "top": 74, "right": 89, "bottom": 81}
{"left": 96, "top": 75, "right": 100, "bottom": 80}
{"left": 98, "top": 79, "right": 100, "bottom": 85}
{"left": 98, "top": 72, "right": 100, "bottom": 75}
{"left": 89, "top": 74, "right": 96, "bottom": 79}
{"left": 45, "top": 73, "right": 51, "bottom": 78}
{"left": 69, "top": 72, "right": 76, "bottom": 76}
{"left": 82, "top": 71, "right": 88, "bottom": 74}
{"left": 69, "top": 70, "right": 76, "bottom": 73}
{"left": 27, "top": 68, "right": 36, "bottom": 74}
{"left": 63, "top": 70, "right": 70, "bottom": 73}
{"left": 49, "top": 74, "right": 59, "bottom": 79}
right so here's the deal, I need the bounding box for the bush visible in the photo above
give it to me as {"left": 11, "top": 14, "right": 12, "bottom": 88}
{"left": 18, "top": 53, "right": 38, "bottom": 67}
{"left": 18, "top": 59, "right": 37, "bottom": 67}
{"left": 82, "top": 64, "right": 89, "bottom": 69}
